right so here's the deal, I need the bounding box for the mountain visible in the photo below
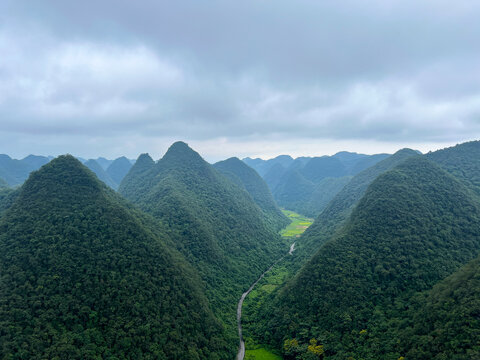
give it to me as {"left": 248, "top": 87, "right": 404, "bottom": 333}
{"left": 106, "top": 156, "right": 133, "bottom": 185}
{"left": 94, "top": 156, "right": 114, "bottom": 170}
{"left": 263, "top": 163, "right": 287, "bottom": 191}
{"left": 0, "top": 177, "right": 8, "bottom": 188}
{"left": 243, "top": 155, "right": 294, "bottom": 176}
{"left": 296, "top": 148, "right": 418, "bottom": 261}
{"left": 299, "top": 176, "right": 352, "bottom": 217}
{"left": 255, "top": 157, "right": 480, "bottom": 359}
{"left": 0, "top": 155, "right": 231, "bottom": 359}
{"left": 213, "top": 157, "right": 289, "bottom": 230}
{"left": 0, "top": 155, "right": 39, "bottom": 186}
{"left": 84, "top": 159, "right": 118, "bottom": 189}
{"left": 21, "top": 154, "right": 51, "bottom": 170}
{"left": 387, "top": 254, "right": 480, "bottom": 359}
{"left": 119, "top": 142, "right": 286, "bottom": 341}
{"left": 118, "top": 153, "right": 155, "bottom": 198}
{"left": 268, "top": 152, "right": 390, "bottom": 217}
{"left": 426, "top": 140, "right": 480, "bottom": 195}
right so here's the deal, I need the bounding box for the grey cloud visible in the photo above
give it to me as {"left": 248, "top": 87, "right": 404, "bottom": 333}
{"left": 1, "top": 0, "right": 480, "bottom": 158}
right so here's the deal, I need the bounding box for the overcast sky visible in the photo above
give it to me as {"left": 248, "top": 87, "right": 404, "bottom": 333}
{"left": 1, "top": 1, "right": 480, "bottom": 161}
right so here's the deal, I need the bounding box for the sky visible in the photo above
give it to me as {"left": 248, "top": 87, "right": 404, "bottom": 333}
{"left": 1, "top": 0, "right": 480, "bottom": 162}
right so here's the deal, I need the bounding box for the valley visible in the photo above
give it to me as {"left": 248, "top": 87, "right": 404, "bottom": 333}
{"left": 1, "top": 140, "right": 480, "bottom": 359}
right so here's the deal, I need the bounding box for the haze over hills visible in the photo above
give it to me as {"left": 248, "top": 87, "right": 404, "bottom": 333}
{"left": 0, "top": 154, "right": 51, "bottom": 186}
{"left": 253, "top": 156, "right": 480, "bottom": 359}
{"left": 0, "top": 155, "right": 231, "bottom": 359}
{"left": 244, "top": 152, "right": 390, "bottom": 217}
{"left": 84, "top": 159, "right": 118, "bottom": 190}
{"left": 119, "top": 141, "right": 287, "bottom": 344}
{"left": 106, "top": 156, "right": 133, "bottom": 185}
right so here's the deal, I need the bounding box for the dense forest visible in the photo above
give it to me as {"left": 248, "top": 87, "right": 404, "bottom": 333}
{"left": 248, "top": 156, "right": 480, "bottom": 359}
{"left": 1, "top": 141, "right": 480, "bottom": 359}
{"left": 0, "top": 155, "right": 232, "bottom": 359}
{"left": 213, "top": 157, "right": 289, "bottom": 231}
{"left": 119, "top": 142, "right": 287, "bottom": 345}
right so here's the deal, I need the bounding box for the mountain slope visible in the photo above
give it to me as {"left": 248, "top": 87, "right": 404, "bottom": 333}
{"left": 214, "top": 157, "right": 288, "bottom": 231}
{"left": 0, "top": 155, "right": 231, "bottom": 359}
{"left": 84, "top": 159, "right": 118, "bottom": 189}
{"left": 426, "top": 140, "right": 480, "bottom": 195}
{"left": 268, "top": 152, "right": 390, "bottom": 217}
{"left": 118, "top": 153, "right": 155, "bottom": 197}
{"left": 391, "top": 255, "right": 480, "bottom": 359}
{"left": 257, "top": 157, "right": 480, "bottom": 359}
{"left": 106, "top": 156, "right": 133, "bottom": 185}
{"left": 119, "top": 142, "right": 286, "bottom": 341}
{"left": 243, "top": 155, "right": 294, "bottom": 177}
{"left": 296, "top": 148, "right": 418, "bottom": 261}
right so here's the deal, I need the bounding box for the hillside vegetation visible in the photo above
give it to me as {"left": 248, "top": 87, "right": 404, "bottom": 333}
{"left": 253, "top": 157, "right": 480, "bottom": 359}
{"left": 0, "top": 155, "right": 231, "bottom": 359}
{"left": 214, "top": 157, "right": 289, "bottom": 231}
{"left": 119, "top": 142, "right": 286, "bottom": 343}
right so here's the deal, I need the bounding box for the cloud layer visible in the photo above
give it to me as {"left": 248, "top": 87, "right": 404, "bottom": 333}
{"left": 1, "top": 0, "right": 480, "bottom": 160}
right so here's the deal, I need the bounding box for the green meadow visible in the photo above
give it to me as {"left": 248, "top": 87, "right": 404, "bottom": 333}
{"left": 279, "top": 209, "right": 313, "bottom": 238}
{"left": 245, "top": 348, "right": 282, "bottom": 360}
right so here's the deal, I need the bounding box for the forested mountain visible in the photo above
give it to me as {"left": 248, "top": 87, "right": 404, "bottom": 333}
{"left": 84, "top": 159, "right": 118, "bottom": 189}
{"left": 119, "top": 141, "right": 286, "bottom": 342}
{"left": 94, "top": 156, "right": 114, "bottom": 170}
{"left": 0, "top": 155, "right": 231, "bottom": 359}
{"left": 0, "top": 154, "right": 51, "bottom": 186}
{"left": 296, "top": 148, "right": 418, "bottom": 261}
{"left": 371, "top": 253, "right": 480, "bottom": 359}
{"left": 253, "top": 157, "right": 480, "bottom": 359}
{"left": 118, "top": 153, "right": 155, "bottom": 196}
{"left": 243, "top": 155, "right": 294, "bottom": 177}
{"left": 0, "top": 177, "right": 8, "bottom": 188}
{"left": 426, "top": 140, "right": 480, "bottom": 195}
{"left": 253, "top": 152, "right": 390, "bottom": 217}
{"left": 106, "top": 156, "right": 133, "bottom": 185}
{"left": 213, "top": 157, "right": 289, "bottom": 231}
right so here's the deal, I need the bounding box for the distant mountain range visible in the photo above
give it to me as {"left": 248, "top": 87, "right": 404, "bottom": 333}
{"left": 0, "top": 154, "right": 135, "bottom": 189}
{"left": 244, "top": 151, "right": 391, "bottom": 217}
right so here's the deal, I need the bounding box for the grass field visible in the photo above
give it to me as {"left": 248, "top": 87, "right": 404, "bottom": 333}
{"left": 245, "top": 347, "right": 282, "bottom": 360}
{"left": 279, "top": 209, "right": 313, "bottom": 238}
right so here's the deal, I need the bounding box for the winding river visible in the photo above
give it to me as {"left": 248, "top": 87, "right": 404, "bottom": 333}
{"left": 236, "top": 242, "right": 296, "bottom": 360}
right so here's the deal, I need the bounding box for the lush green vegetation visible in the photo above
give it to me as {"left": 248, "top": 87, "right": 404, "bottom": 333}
{"left": 279, "top": 210, "right": 313, "bottom": 238}
{"left": 426, "top": 140, "right": 480, "bottom": 196}
{"left": 295, "top": 148, "right": 418, "bottom": 266}
{"left": 0, "top": 155, "right": 231, "bottom": 359}
{"left": 106, "top": 156, "right": 133, "bottom": 185}
{"left": 0, "top": 177, "right": 8, "bottom": 188}
{"left": 245, "top": 347, "right": 282, "bottom": 360}
{"left": 84, "top": 159, "right": 118, "bottom": 189}
{"left": 213, "top": 157, "right": 289, "bottom": 231}
{"left": 251, "top": 157, "right": 480, "bottom": 359}
{"left": 119, "top": 141, "right": 287, "bottom": 345}
{"left": 243, "top": 210, "right": 313, "bottom": 359}
{"left": 266, "top": 153, "right": 389, "bottom": 218}
{"left": 387, "top": 254, "right": 480, "bottom": 359}
{"left": 0, "top": 187, "right": 18, "bottom": 217}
